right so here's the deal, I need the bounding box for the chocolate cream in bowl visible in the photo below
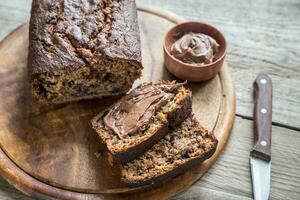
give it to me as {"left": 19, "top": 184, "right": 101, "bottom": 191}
{"left": 171, "top": 32, "right": 220, "bottom": 65}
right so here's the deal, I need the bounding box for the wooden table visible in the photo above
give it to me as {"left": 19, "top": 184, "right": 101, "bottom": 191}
{"left": 0, "top": 0, "right": 299, "bottom": 199}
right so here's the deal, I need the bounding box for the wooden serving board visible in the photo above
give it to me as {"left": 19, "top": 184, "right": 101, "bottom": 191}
{"left": 0, "top": 5, "right": 235, "bottom": 200}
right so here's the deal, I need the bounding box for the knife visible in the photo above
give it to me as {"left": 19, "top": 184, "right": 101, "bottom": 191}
{"left": 250, "top": 72, "right": 272, "bottom": 200}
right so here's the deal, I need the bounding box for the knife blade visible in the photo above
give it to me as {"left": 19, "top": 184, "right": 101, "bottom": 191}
{"left": 250, "top": 72, "right": 272, "bottom": 200}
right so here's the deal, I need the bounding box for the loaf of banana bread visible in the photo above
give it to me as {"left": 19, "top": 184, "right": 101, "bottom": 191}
{"left": 91, "top": 81, "right": 192, "bottom": 164}
{"left": 28, "top": 0, "right": 142, "bottom": 103}
{"left": 121, "top": 115, "right": 218, "bottom": 187}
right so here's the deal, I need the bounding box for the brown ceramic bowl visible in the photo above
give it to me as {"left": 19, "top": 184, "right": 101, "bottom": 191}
{"left": 164, "top": 21, "right": 227, "bottom": 82}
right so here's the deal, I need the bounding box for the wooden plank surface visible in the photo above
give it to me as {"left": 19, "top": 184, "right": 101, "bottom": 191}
{"left": 0, "top": 0, "right": 299, "bottom": 199}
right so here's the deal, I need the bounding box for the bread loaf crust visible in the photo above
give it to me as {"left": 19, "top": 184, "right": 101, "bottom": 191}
{"left": 29, "top": 0, "right": 142, "bottom": 76}
{"left": 28, "top": 0, "right": 142, "bottom": 103}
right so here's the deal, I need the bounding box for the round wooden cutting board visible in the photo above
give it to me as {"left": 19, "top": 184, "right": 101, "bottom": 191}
{"left": 0, "top": 5, "right": 235, "bottom": 200}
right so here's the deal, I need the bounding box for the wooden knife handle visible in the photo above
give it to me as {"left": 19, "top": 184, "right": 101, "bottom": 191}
{"left": 251, "top": 72, "right": 272, "bottom": 162}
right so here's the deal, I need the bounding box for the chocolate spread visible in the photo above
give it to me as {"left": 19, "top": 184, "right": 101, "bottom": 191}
{"left": 171, "top": 32, "right": 219, "bottom": 65}
{"left": 104, "top": 82, "right": 186, "bottom": 138}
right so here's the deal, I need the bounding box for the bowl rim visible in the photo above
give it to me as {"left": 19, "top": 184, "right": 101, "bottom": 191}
{"left": 163, "top": 21, "right": 227, "bottom": 69}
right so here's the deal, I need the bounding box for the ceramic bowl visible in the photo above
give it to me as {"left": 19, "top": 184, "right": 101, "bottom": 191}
{"left": 163, "top": 21, "right": 227, "bottom": 82}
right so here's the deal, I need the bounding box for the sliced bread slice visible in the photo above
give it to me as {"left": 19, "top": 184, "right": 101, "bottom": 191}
{"left": 91, "top": 81, "right": 192, "bottom": 164}
{"left": 121, "top": 115, "right": 218, "bottom": 187}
